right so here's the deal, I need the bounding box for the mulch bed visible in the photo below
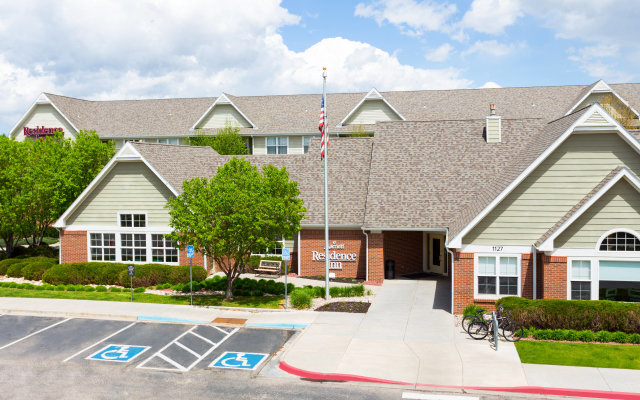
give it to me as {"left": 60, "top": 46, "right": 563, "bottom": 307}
{"left": 315, "top": 301, "right": 371, "bottom": 313}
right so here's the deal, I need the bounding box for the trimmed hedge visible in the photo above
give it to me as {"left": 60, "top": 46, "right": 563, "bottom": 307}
{"left": 42, "top": 262, "right": 206, "bottom": 287}
{"left": 498, "top": 297, "right": 640, "bottom": 334}
{"left": 0, "top": 256, "right": 57, "bottom": 279}
{"left": 0, "top": 259, "right": 25, "bottom": 275}
{"left": 526, "top": 327, "right": 640, "bottom": 344}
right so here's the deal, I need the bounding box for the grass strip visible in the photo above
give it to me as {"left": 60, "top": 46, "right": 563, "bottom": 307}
{"left": 515, "top": 340, "right": 640, "bottom": 370}
{"left": 0, "top": 288, "right": 283, "bottom": 309}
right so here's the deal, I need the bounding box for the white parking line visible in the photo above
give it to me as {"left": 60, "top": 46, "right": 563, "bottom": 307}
{"left": 0, "top": 318, "right": 72, "bottom": 351}
{"left": 137, "top": 326, "right": 238, "bottom": 372}
{"left": 63, "top": 322, "right": 137, "bottom": 362}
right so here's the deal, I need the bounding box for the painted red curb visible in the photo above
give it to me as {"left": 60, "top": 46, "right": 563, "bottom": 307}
{"left": 279, "top": 361, "right": 640, "bottom": 400}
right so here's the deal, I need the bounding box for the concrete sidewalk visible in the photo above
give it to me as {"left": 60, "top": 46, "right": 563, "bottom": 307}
{"left": 2, "top": 283, "right": 640, "bottom": 398}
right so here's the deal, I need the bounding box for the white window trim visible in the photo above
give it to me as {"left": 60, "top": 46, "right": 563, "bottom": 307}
{"left": 117, "top": 211, "right": 148, "bottom": 228}
{"left": 87, "top": 231, "right": 179, "bottom": 265}
{"left": 303, "top": 136, "right": 311, "bottom": 154}
{"left": 266, "top": 136, "right": 289, "bottom": 155}
{"left": 474, "top": 253, "right": 522, "bottom": 300}
{"left": 157, "top": 138, "right": 180, "bottom": 145}
{"left": 567, "top": 257, "right": 597, "bottom": 300}
{"left": 596, "top": 228, "right": 640, "bottom": 252}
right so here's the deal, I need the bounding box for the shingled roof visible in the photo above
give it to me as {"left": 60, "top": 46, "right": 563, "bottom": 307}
{"left": 42, "top": 82, "right": 640, "bottom": 139}
{"left": 131, "top": 137, "right": 373, "bottom": 226}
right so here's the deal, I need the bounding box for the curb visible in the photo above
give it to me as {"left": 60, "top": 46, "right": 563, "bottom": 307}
{"left": 278, "top": 362, "right": 640, "bottom": 400}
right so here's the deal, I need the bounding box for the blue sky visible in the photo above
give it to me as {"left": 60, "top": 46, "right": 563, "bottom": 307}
{"left": 1, "top": 0, "right": 639, "bottom": 134}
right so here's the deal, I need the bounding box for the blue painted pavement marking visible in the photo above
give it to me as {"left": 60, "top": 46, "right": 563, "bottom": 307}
{"left": 245, "top": 323, "right": 309, "bottom": 330}
{"left": 210, "top": 351, "right": 268, "bottom": 370}
{"left": 137, "top": 315, "right": 209, "bottom": 324}
{"left": 87, "top": 344, "right": 150, "bottom": 363}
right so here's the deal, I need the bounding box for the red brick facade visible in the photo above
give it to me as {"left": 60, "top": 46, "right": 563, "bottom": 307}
{"left": 368, "top": 232, "right": 384, "bottom": 284}
{"left": 453, "top": 252, "right": 474, "bottom": 313}
{"left": 383, "top": 231, "right": 423, "bottom": 275}
{"left": 539, "top": 254, "right": 568, "bottom": 299}
{"left": 60, "top": 230, "right": 88, "bottom": 263}
{"left": 178, "top": 248, "right": 207, "bottom": 271}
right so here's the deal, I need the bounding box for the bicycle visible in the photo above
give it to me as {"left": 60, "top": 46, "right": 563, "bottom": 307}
{"left": 466, "top": 306, "right": 524, "bottom": 342}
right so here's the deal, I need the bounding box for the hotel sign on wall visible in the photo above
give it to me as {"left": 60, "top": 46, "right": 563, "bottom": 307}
{"left": 23, "top": 126, "right": 64, "bottom": 138}
{"left": 311, "top": 241, "right": 357, "bottom": 270}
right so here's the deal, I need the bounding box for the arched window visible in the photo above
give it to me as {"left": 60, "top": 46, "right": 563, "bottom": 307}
{"left": 599, "top": 231, "right": 640, "bottom": 251}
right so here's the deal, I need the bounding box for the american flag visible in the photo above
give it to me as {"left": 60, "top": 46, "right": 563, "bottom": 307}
{"left": 319, "top": 94, "right": 328, "bottom": 160}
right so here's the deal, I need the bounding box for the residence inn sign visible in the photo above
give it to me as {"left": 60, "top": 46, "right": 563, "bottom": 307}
{"left": 311, "top": 241, "right": 357, "bottom": 270}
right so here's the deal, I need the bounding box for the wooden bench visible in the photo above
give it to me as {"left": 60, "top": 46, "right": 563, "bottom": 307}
{"left": 254, "top": 260, "right": 281, "bottom": 277}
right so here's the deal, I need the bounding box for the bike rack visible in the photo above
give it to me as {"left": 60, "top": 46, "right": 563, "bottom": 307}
{"left": 492, "top": 311, "right": 498, "bottom": 351}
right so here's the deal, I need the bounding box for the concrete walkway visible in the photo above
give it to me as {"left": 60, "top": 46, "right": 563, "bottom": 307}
{"left": 2, "top": 279, "right": 640, "bottom": 398}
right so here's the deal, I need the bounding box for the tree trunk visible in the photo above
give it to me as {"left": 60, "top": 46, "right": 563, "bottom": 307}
{"left": 225, "top": 277, "right": 234, "bottom": 301}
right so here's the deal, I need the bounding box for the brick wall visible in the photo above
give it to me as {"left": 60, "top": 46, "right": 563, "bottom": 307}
{"left": 368, "top": 232, "right": 384, "bottom": 284}
{"left": 383, "top": 231, "right": 423, "bottom": 276}
{"left": 299, "top": 230, "right": 367, "bottom": 279}
{"left": 60, "top": 230, "right": 88, "bottom": 263}
{"left": 453, "top": 251, "right": 474, "bottom": 313}
{"left": 178, "top": 248, "right": 207, "bottom": 271}
{"left": 540, "top": 254, "right": 567, "bottom": 299}
{"left": 521, "top": 253, "right": 534, "bottom": 299}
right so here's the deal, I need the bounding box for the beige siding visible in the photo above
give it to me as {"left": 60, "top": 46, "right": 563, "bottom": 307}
{"left": 344, "top": 100, "right": 401, "bottom": 125}
{"left": 12, "top": 104, "right": 77, "bottom": 141}
{"left": 486, "top": 117, "right": 501, "bottom": 143}
{"left": 284, "top": 238, "right": 295, "bottom": 250}
{"left": 67, "top": 161, "right": 173, "bottom": 227}
{"left": 584, "top": 110, "right": 608, "bottom": 125}
{"left": 198, "top": 104, "right": 251, "bottom": 129}
{"left": 288, "top": 136, "right": 303, "bottom": 155}
{"left": 465, "top": 132, "right": 640, "bottom": 245}
{"left": 253, "top": 136, "right": 266, "bottom": 155}
{"left": 555, "top": 180, "right": 640, "bottom": 249}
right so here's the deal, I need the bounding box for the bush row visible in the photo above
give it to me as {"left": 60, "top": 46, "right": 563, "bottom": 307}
{"left": 0, "top": 257, "right": 58, "bottom": 280}
{"left": 525, "top": 328, "right": 640, "bottom": 344}
{"left": 41, "top": 262, "right": 207, "bottom": 287}
{"left": 173, "top": 276, "right": 295, "bottom": 297}
{"left": 497, "top": 297, "right": 640, "bottom": 334}
{"left": 288, "top": 284, "right": 367, "bottom": 309}
{"left": 0, "top": 281, "right": 145, "bottom": 293}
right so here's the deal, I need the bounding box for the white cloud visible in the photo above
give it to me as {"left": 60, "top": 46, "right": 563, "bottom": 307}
{"left": 354, "top": 0, "right": 457, "bottom": 36}
{"left": 461, "top": 40, "right": 517, "bottom": 57}
{"left": 460, "top": 0, "right": 523, "bottom": 34}
{"left": 479, "top": 81, "right": 501, "bottom": 88}
{"left": 425, "top": 43, "right": 454, "bottom": 62}
{"left": 0, "top": 0, "right": 474, "bottom": 133}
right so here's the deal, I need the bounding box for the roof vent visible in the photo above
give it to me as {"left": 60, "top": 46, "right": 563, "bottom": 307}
{"left": 486, "top": 104, "right": 501, "bottom": 143}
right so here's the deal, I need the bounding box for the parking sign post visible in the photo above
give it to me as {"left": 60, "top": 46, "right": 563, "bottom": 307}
{"left": 282, "top": 248, "right": 290, "bottom": 309}
{"left": 187, "top": 245, "right": 195, "bottom": 306}
{"left": 127, "top": 265, "right": 135, "bottom": 302}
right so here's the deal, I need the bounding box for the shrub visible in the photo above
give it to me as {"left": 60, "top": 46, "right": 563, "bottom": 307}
{"left": 611, "top": 331, "right": 628, "bottom": 344}
{"left": 7, "top": 262, "right": 29, "bottom": 278}
{"left": 595, "top": 330, "right": 613, "bottom": 343}
{"left": 133, "top": 287, "right": 145, "bottom": 293}
{"left": 54, "top": 285, "right": 66, "bottom": 291}
{"left": 83, "top": 286, "right": 95, "bottom": 292}
{"left": 8, "top": 282, "right": 17, "bottom": 288}
{"left": 95, "top": 285, "right": 107, "bottom": 292}
{"left": 0, "top": 258, "right": 26, "bottom": 275}
{"left": 42, "top": 285, "right": 54, "bottom": 291}
{"left": 565, "top": 330, "right": 579, "bottom": 341}
{"left": 18, "top": 283, "right": 35, "bottom": 290}
{"left": 118, "top": 264, "right": 207, "bottom": 287}
{"left": 22, "top": 261, "right": 55, "bottom": 281}
{"left": 34, "top": 285, "right": 45, "bottom": 291}
{"left": 533, "top": 329, "right": 553, "bottom": 340}
{"left": 629, "top": 333, "right": 640, "bottom": 344}
{"left": 65, "top": 285, "right": 76, "bottom": 291}
{"left": 577, "top": 330, "right": 596, "bottom": 342}
{"left": 550, "top": 329, "right": 569, "bottom": 341}
{"left": 109, "top": 287, "right": 122, "bottom": 293}
{"left": 290, "top": 289, "right": 312, "bottom": 309}
{"left": 497, "top": 297, "right": 640, "bottom": 333}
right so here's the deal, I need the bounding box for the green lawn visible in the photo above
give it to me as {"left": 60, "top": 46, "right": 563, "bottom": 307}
{"left": 515, "top": 340, "right": 640, "bottom": 370}
{"left": 0, "top": 288, "right": 283, "bottom": 309}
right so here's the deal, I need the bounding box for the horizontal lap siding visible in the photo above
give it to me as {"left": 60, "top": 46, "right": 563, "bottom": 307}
{"left": 556, "top": 180, "right": 640, "bottom": 248}
{"left": 344, "top": 100, "right": 400, "bottom": 125}
{"left": 199, "top": 104, "right": 251, "bottom": 128}
{"left": 14, "top": 104, "right": 76, "bottom": 141}
{"left": 67, "top": 161, "right": 173, "bottom": 227}
{"left": 465, "top": 133, "right": 640, "bottom": 245}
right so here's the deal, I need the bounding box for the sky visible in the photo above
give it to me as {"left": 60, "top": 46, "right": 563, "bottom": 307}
{"left": 1, "top": 0, "right": 639, "bottom": 135}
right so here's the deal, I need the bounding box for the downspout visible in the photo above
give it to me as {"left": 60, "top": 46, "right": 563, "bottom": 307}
{"left": 532, "top": 245, "right": 537, "bottom": 300}
{"left": 297, "top": 230, "right": 301, "bottom": 276}
{"left": 445, "top": 228, "right": 455, "bottom": 314}
{"left": 362, "top": 228, "right": 369, "bottom": 282}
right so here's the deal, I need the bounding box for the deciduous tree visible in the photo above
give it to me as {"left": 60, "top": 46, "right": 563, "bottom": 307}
{"left": 188, "top": 124, "right": 248, "bottom": 155}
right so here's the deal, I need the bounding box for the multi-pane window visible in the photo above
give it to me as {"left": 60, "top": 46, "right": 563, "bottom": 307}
{"left": 477, "top": 256, "right": 519, "bottom": 296}
{"left": 599, "top": 231, "right": 640, "bottom": 251}
{"left": 151, "top": 234, "right": 178, "bottom": 263}
{"left": 571, "top": 260, "right": 591, "bottom": 300}
{"left": 303, "top": 136, "right": 310, "bottom": 154}
{"left": 266, "top": 136, "right": 288, "bottom": 154}
{"left": 121, "top": 233, "right": 147, "bottom": 262}
{"left": 157, "top": 138, "right": 179, "bottom": 145}
{"left": 120, "top": 213, "right": 146, "bottom": 228}
{"left": 89, "top": 233, "right": 116, "bottom": 261}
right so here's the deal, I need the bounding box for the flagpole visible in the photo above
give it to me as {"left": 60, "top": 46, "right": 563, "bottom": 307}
{"left": 322, "top": 67, "right": 330, "bottom": 299}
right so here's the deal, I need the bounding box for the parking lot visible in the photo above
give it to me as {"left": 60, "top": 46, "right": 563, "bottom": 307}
{"left": 0, "top": 314, "right": 294, "bottom": 375}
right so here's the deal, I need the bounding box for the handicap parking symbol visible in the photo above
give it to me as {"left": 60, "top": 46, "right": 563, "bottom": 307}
{"left": 209, "top": 352, "right": 268, "bottom": 370}
{"left": 87, "top": 344, "right": 150, "bottom": 363}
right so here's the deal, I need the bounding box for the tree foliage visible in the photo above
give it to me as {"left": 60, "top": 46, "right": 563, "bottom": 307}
{"left": 166, "top": 157, "right": 305, "bottom": 300}
{"left": 0, "top": 131, "right": 114, "bottom": 256}
{"left": 188, "top": 124, "right": 248, "bottom": 155}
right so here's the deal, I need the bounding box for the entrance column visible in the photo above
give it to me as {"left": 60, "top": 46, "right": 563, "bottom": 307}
{"left": 367, "top": 232, "right": 384, "bottom": 284}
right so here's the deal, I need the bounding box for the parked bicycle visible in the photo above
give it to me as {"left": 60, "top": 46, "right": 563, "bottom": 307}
{"left": 465, "top": 306, "right": 524, "bottom": 342}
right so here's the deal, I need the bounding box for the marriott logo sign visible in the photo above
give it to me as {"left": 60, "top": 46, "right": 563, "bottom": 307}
{"left": 24, "top": 126, "right": 64, "bottom": 138}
